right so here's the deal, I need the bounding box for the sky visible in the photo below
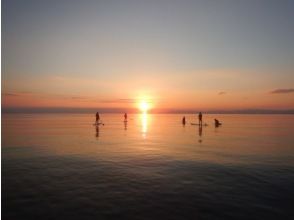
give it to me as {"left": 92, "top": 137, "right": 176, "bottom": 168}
{"left": 2, "top": 0, "right": 294, "bottom": 112}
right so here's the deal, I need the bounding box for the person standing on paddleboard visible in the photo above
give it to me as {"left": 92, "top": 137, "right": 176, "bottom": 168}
{"left": 182, "top": 116, "right": 186, "bottom": 125}
{"left": 198, "top": 112, "right": 203, "bottom": 126}
{"left": 96, "top": 112, "right": 100, "bottom": 123}
{"left": 124, "top": 113, "right": 127, "bottom": 121}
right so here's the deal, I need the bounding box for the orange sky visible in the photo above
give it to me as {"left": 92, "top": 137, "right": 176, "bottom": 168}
{"left": 2, "top": 1, "right": 294, "bottom": 112}
{"left": 2, "top": 68, "right": 294, "bottom": 112}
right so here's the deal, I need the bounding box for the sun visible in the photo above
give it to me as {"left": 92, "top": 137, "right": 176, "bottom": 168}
{"left": 136, "top": 93, "right": 154, "bottom": 113}
{"left": 139, "top": 100, "right": 150, "bottom": 113}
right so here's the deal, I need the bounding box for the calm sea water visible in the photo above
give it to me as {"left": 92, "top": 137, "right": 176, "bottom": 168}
{"left": 2, "top": 113, "right": 294, "bottom": 220}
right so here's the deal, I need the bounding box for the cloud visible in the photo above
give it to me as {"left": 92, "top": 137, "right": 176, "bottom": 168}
{"left": 270, "top": 89, "right": 294, "bottom": 94}
{"left": 71, "top": 96, "right": 87, "bottom": 100}
{"left": 2, "top": 91, "right": 36, "bottom": 97}
{"left": 218, "top": 91, "right": 226, "bottom": 95}
{"left": 98, "top": 98, "right": 136, "bottom": 104}
{"left": 3, "top": 93, "right": 20, "bottom": 96}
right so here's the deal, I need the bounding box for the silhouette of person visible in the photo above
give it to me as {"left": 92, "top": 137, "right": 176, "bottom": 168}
{"left": 182, "top": 116, "right": 186, "bottom": 125}
{"left": 214, "top": 119, "right": 221, "bottom": 127}
{"left": 198, "top": 112, "right": 203, "bottom": 126}
{"left": 124, "top": 113, "right": 127, "bottom": 121}
{"left": 96, "top": 112, "right": 100, "bottom": 123}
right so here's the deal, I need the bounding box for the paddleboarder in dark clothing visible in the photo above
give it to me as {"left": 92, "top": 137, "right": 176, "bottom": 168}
{"left": 214, "top": 119, "right": 221, "bottom": 127}
{"left": 124, "top": 113, "right": 127, "bottom": 121}
{"left": 96, "top": 112, "right": 100, "bottom": 123}
{"left": 182, "top": 116, "right": 186, "bottom": 125}
{"left": 198, "top": 112, "right": 203, "bottom": 126}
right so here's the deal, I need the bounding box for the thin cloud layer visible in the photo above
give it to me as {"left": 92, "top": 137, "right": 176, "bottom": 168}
{"left": 270, "top": 89, "right": 294, "bottom": 94}
{"left": 2, "top": 93, "right": 19, "bottom": 96}
{"left": 98, "top": 99, "right": 136, "bottom": 104}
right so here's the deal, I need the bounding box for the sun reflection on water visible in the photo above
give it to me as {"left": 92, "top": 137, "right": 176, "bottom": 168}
{"left": 141, "top": 112, "right": 148, "bottom": 138}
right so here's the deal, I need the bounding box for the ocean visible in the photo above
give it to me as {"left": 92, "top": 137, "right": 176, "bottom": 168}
{"left": 2, "top": 113, "right": 294, "bottom": 219}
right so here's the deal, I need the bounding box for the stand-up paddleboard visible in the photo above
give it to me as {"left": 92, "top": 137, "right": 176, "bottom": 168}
{"left": 191, "top": 123, "right": 208, "bottom": 126}
{"left": 93, "top": 122, "right": 104, "bottom": 126}
{"left": 123, "top": 120, "right": 128, "bottom": 123}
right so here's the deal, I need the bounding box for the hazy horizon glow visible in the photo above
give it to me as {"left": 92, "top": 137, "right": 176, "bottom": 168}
{"left": 2, "top": 0, "right": 294, "bottom": 111}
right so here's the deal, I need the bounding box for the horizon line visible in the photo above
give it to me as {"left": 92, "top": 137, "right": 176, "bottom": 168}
{"left": 2, "top": 107, "right": 294, "bottom": 114}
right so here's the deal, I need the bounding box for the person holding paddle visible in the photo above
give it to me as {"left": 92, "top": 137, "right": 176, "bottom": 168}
{"left": 198, "top": 112, "right": 203, "bottom": 126}
{"left": 182, "top": 116, "right": 186, "bottom": 125}
{"left": 96, "top": 112, "right": 100, "bottom": 123}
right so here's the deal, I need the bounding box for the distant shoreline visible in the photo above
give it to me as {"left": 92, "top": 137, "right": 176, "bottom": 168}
{"left": 2, "top": 108, "right": 294, "bottom": 114}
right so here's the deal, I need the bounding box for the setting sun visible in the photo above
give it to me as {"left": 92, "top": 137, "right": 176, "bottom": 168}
{"left": 139, "top": 100, "right": 150, "bottom": 113}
